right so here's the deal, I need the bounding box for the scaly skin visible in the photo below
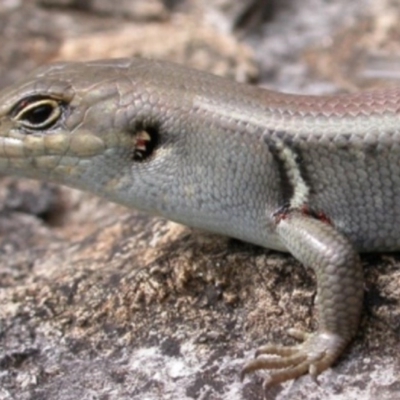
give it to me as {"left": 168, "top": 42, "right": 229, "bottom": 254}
{"left": 0, "top": 58, "right": 398, "bottom": 392}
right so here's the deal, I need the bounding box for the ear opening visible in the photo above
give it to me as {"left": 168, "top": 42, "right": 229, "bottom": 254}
{"left": 131, "top": 123, "right": 160, "bottom": 162}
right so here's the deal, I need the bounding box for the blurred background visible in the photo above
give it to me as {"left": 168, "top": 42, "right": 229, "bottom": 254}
{"left": 3, "top": 0, "right": 400, "bottom": 92}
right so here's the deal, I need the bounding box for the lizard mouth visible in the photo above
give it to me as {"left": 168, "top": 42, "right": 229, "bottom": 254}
{"left": 0, "top": 132, "right": 106, "bottom": 159}
{"left": 0, "top": 132, "right": 107, "bottom": 178}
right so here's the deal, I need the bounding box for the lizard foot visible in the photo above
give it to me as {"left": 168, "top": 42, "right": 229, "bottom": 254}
{"left": 241, "top": 329, "right": 347, "bottom": 389}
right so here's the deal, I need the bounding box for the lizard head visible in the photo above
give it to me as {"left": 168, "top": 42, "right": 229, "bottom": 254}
{"left": 0, "top": 58, "right": 189, "bottom": 213}
{"left": 0, "top": 57, "right": 278, "bottom": 241}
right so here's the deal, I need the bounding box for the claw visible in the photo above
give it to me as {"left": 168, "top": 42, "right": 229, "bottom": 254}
{"left": 241, "top": 329, "right": 347, "bottom": 388}
{"left": 287, "top": 328, "right": 310, "bottom": 341}
{"left": 242, "top": 353, "right": 306, "bottom": 377}
{"left": 262, "top": 360, "right": 310, "bottom": 388}
{"left": 309, "top": 363, "right": 320, "bottom": 384}
{"left": 255, "top": 344, "right": 300, "bottom": 358}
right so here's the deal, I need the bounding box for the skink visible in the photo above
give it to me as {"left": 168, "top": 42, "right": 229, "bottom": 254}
{"left": 0, "top": 58, "right": 397, "bottom": 391}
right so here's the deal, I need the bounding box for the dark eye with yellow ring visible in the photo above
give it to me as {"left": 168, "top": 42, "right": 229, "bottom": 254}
{"left": 10, "top": 96, "right": 64, "bottom": 130}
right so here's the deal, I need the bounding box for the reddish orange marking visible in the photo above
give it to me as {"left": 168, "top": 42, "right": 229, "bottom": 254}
{"left": 136, "top": 138, "right": 147, "bottom": 148}
{"left": 275, "top": 204, "right": 332, "bottom": 225}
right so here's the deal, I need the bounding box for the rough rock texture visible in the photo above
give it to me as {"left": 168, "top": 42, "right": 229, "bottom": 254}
{"left": 0, "top": 1, "right": 399, "bottom": 400}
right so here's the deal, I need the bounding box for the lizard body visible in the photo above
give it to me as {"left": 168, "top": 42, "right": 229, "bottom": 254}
{"left": 0, "top": 58, "right": 398, "bottom": 390}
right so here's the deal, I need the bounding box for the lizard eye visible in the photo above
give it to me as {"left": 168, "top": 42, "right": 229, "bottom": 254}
{"left": 11, "top": 96, "right": 63, "bottom": 130}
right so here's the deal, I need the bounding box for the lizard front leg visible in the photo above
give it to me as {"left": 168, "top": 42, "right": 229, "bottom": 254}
{"left": 242, "top": 211, "right": 364, "bottom": 390}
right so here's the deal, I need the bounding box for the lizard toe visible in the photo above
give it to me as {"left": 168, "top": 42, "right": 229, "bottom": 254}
{"left": 241, "top": 329, "right": 348, "bottom": 388}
